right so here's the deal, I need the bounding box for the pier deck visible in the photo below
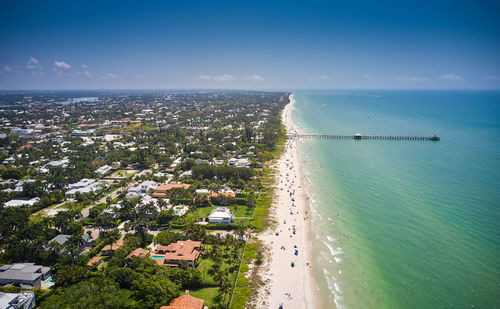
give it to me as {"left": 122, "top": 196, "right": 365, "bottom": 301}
{"left": 296, "top": 134, "right": 440, "bottom": 141}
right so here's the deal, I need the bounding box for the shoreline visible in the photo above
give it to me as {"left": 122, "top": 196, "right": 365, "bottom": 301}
{"left": 256, "top": 93, "right": 322, "bottom": 308}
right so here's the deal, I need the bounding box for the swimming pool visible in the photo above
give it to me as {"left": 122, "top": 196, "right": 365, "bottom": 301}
{"left": 151, "top": 255, "right": 164, "bottom": 259}
{"left": 44, "top": 277, "right": 54, "bottom": 285}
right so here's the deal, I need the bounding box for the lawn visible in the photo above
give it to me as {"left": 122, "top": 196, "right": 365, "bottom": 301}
{"left": 187, "top": 205, "right": 253, "bottom": 221}
{"left": 109, "top": 169, "right": 139, "bottom": 178}
{"left": 190, "top": 287, "right": 219, "bottom": 308}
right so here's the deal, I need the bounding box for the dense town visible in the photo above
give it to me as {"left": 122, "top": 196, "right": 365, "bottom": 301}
{"left": 0, "top": 90, "right": 289, "bottom": 309}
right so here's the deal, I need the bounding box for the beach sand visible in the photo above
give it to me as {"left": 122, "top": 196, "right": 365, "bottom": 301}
{"left": 256, "top": 94, "right": 322, "bottom": 309}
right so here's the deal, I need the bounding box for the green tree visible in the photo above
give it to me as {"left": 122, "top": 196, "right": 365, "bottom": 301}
{"left": 41, "top": 278, "right": 137, "bottom": 309}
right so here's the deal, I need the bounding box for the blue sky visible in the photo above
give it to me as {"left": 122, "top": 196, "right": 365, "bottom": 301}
{"left": 0, "top": 0, "right": 499, "bottom": 89}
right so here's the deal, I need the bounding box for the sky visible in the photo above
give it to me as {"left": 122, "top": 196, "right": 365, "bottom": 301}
{"left": 0, "top": 0, "right": 499, "bottom": 90}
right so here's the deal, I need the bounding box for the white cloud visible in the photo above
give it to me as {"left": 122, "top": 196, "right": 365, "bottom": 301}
{"left": 54, "top": 61, "right": 71, "bottom": 70}
{"left": 440, "top": 74, "right": 463, "bottom": 81}
{"left": 315, "top": 75, "right": 329, "bottom": 80}
{"left": 105, "top": 73, "right": 117, "bottom": 79}
{"left": 245, "top": 74, "right": 265, "bottom": 81}
{"left": 198, "top": 74, "right": 236, "bottom": 81}
{"left": 77, "top": 70, "right": 91, "bottom": 77}
{"left": 362, "top": 74, "right": 373, "bottom": 80}
{"left": 395, "top": 76, "right": 429, "bottom": 82}
{"left": 81, "top": 64, "right": 89, "bottom": 69}
{"left": 26, "top": 57, "right": 41, "bottom": 70}
{"left": 484, "top": 75, "right": 498, "bottom": 80}
{"left": 0, "top": 65, "right": 13, "bottom": 73}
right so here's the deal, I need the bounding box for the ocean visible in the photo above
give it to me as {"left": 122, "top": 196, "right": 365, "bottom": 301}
{"left": 291, "top": 90, "right": 500, "bottom": 308}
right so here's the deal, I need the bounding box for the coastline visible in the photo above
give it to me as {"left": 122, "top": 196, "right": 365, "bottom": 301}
{"left": 256, "top": 94, "right": 322, "bottom": 308}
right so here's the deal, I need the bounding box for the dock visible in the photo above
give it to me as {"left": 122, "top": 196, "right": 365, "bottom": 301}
{"left": 296, "top": 134, "right": 440, "bottom": 141}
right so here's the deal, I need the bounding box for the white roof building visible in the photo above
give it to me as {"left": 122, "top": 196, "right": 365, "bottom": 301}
{"left": 4, "top": 197, "right": 40, "bottom": 208}
{"left": 95, "top": 165, "right": 112, "bottom": 177}
{"left": 207, "top": 207, "right": 234, "bottom": 224}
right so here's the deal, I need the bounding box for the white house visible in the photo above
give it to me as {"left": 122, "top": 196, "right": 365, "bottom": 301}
{"left": 95, "top": 165, "right": 112, "bottom": 177}
{"left": 128, "top": 180, "right": 158, "bottom": 197}
{"left": 0, "top": 290, "right": 36, "bottom": 309}
{"left": 228, "top": 158, "right": 250, "bottom": 168}
{"left": 4, "top": 197, "right": 40, "bottom": 207}
{"left": 65, "top": 178, "right": 99, "bottom": 197}
{"left": 207, "top": 207, "right": 234, "bottom": 224}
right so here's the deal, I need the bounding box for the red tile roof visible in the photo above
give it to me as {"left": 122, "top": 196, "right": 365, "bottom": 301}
{"left": 155, "top": 240, "right": 202, "bottom": 263}
{"left": 87, "top": 256, "right": 102, "bottom": 266}
{"left": 160, "top": 290, "right": 205, "bottom": 309}
{"left": 101, "top": 239, "right": 124, "bottom": 252}
{"left": 125, "top": 248, "right": 149, "bottom": 260}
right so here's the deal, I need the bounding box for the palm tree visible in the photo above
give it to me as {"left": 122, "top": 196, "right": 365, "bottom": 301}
{"left": 104, "top": 228, "right": 121, "bottom": 252}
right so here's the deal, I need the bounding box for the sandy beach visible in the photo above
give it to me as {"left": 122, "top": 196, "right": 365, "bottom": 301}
{"left": 256, "top": 94, "right": 322, "bottom": 309}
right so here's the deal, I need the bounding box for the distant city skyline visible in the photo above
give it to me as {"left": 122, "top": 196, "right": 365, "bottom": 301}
{"left": 1, "top": 0, "right": 499, "bottom": 89}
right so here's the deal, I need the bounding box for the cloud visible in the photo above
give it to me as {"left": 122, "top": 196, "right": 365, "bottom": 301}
{"left": 81, "top": 64, "right": 89, "bottom": 69}
{"left": 26, "top": 57, "right": 41, "bottom": 70}
{"left": 440, "top": 74, "right": 463, "bottom": 81}
{"left": 101, "top": 72, "right": 117, "bottom": 79}
{"left": 484, "top": 75, "right": 498, "bottom": 80}
{"left": 245, "top": 74, "right": 265, "bottom": 81}
{"left": 77, "top": 70, "right": 91, "bottom": 77}
{"left": 198, "top": 74, "right": 236, "bottom": 81}
{"left": 362, "top": 74, "right": 373, "bottom": 80}
{"left": 25, "top": 57, "right": 43, "bottom": 76}
{"left": 395, "top": 76, "right": 429, "bottom": 81}
{"left": 0, "top": 65, "right": 13, "bottom": 73}
{"left": 315, "top": 75, "right": 329, "bottom": 80}
{"left": 54, "top": 61, "right": 71, "bottom": 70}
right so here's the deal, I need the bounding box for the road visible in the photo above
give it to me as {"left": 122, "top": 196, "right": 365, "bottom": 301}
{"left": 80, "top": 169, "right": 152, "bottom": 218}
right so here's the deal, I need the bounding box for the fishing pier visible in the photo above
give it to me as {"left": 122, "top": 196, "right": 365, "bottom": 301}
{"left": 296, "top": 133, "right": 440, "bottom": 141}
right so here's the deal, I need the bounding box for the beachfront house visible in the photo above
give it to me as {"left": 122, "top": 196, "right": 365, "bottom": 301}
{"left": 207, "top": 206, "right": 234, "bottom": 224}
{"left": 153, "top": 240, "right": 202, "bottom": 267}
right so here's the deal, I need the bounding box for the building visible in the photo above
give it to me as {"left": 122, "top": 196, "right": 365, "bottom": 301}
{"left": 0, "top": 263, "right": 51, "bottom": 289}
{"left": 95, "top": 165, "right": 112, "bottom": 177}
{"left": 154, "top": 240, "right": 202, "bottom": 267}
{"left": 125, "top": 248, "right": 149, "bottom": 261}
{"left": 101, "top": 239, "right": 124, "bottom": 256}
{"left": 179, "top": 170, "right": 192, "bottom": 180}
{"left": 10, "top": 128, "right": 34, "bottom": 135}
{"left": 71, "top": 129, "right": 95, "bottom": 136}
{"left": 228, "top": 158, "right": 250, "bottom": 168}
{"left": 0, "top": 291, "right": 36, "bottom": 309}
{"left": 65, "top": 178, "right": 99, "bottom": 197}
{"left": 3, "top": 198, "right": 40, "bottom": 208}
{"left": 128, "top": 180, "right": 158, "bottom": 196}
{"left": 152, "top": 182, "right": 191, "bottom": 198}
{"left": 207, "top": 207, "right": 234, "bottom": 224}
{"left": 47, "top": 234, "right": 96, "bottom": 255}
{"left": 87, "top": 256, "right": 103, "bottom": 268}
{"left": 160, "top": 290, "right": 206, "bottom": 309}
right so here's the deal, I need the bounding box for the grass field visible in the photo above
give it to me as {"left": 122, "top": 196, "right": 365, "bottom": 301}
{"left": 190, "top": 287, "right": 219, "bottom": 308}
{"left": 109, "top": 169, "right": 139, "bottom": 178}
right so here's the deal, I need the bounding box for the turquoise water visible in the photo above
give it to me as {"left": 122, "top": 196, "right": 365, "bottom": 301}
{"left": 151, "top": 255, "right": 165, "bottom": 259}
{"left": 292, "top": 90, "right": 500, "bottom": 308}
{"left": 45, "top": 277, "right": 54, "bottom": 285}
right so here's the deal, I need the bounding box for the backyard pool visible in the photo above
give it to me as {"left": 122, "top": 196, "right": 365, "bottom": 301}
{"left": 44, "top": 277, "right": 54, "bottom": 285}
{"left": 151, "top": 255, "right": 165, "bottom": 259}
